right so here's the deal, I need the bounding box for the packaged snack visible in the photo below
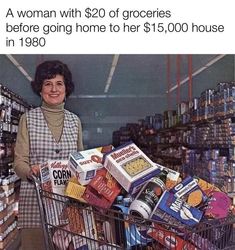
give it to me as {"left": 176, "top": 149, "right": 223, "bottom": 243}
{"left": 195, "top": 177, "right": 220, "bottom": 196}
{"left": 82, "top": 186, "right": 112, "bottom": 209}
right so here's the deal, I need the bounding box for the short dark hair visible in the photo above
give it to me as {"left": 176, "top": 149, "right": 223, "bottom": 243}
{"left": 31, "top": 60, "right": 74, "bottom": 97}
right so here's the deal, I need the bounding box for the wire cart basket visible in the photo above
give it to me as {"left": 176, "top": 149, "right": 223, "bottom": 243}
{"left": 33, "top": 177, "right": 235, "bottom": 250}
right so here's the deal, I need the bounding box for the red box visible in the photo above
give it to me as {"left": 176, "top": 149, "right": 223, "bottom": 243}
{"left": 89, "top": 168, "right": 121, "bottom": 202}
{"left": 147, "top": 223, "right": 197, "bottom": 250}
{"left": 82, "top": 186, "right": 112, "bottom": 209}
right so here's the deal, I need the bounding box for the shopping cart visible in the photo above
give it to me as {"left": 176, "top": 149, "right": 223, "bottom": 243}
{"left": 33, "top": 176, "right": 235, "bottom": 250}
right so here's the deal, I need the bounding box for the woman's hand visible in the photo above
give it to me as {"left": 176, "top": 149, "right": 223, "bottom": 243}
{"left": 27, "top": 165, "right": 40, "bottom": 180}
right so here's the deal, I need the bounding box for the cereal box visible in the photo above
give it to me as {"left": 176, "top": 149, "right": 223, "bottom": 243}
{"left": 170, "top": 176, "right": 207, "bottom": 207}
{"left": 68, "top": 148, "right": 104, "bottom": 185}
{"left": 103, "top": 142, "right": 161, "bottom": 193}
{"left": 40, "top": 160, "right": 71, "bottom": 195}
{"left": 194, "top": 177, "right": 220, "bottom": 196}
{"left": 40, "top": 160, "right": 71, "bottom": 226}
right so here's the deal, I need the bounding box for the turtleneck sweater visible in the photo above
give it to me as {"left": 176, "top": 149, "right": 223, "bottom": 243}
{"left": 13, "top": 101, "right": 83, "bottom": 180}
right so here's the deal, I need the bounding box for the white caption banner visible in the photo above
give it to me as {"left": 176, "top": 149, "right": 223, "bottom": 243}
{"left": 0, "top": 0, "right": 234, "bottom": 54}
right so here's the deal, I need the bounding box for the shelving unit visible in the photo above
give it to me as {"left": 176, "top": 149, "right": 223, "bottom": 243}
{"left": 0, "top": 84, "right": 32, "bottom": 250}
{"left": 112, "top": 82, "right": 235, "bottom": 197}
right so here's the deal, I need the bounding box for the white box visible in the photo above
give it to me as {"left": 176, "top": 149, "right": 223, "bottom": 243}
{"left": 103, "top": 142, "right": 161, "bottom": 193}
{"left": 68, "top": 148, "right": 103, "bottom": 185}
{"left": 40, "top": 160, "right": 71, "bottom": 226}
{"left": 40, "top": 160, "right": 71, "bottom": 195}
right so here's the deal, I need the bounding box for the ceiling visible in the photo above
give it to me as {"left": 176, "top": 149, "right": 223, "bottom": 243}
{"left": 2, "top": 54, "right": 223, "bottom": 113}
{"left": 1, "top": 54, "right": 233, "bottom": 147}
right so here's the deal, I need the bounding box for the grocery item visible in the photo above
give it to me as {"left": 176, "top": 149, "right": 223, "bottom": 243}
{"left": 40, "top": 160, "right": 71, "bottom": 195}
{"left": 88, "top": 168, "right": 121, "bottom": 203}
{"left": 157, "top": 164, "right": 180, "bottom": 189}
{"left": 204, "top": 191, "right": 231, "bottom": 219}
{"left": 82, "top": 186, "right": 113, "bottom": 209}
{"left": 170, "top": 176, "right": 207, "bottom": 207}
{"left": 113, "top": 204, "right": 152, "bottom": 248}
{"left": 152, "top": 190, "right": 203, "bottom": 227}
{"left": 129, "top": 170, "right": 168, "bottom": 221}
{"left": 65, "top": 180, "right": 86, "bottom": 203}
{"left": 68, "top": 148, "right": 103, "bottom": 186}
{"left": 147, "top": 223, "right": 197, "bottom": 250}
{"left": 103, "top": 142, "right": 161, "bottom": 193}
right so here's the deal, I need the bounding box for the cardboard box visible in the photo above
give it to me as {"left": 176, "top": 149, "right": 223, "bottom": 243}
{"left": 170, "top": 176, "right": 199, "bottom": 198}
{"left": 0, "top": 214, "right": 15, "bottom": 233}
{"left": 157, "top": 165, "right": 180, "bottom": 189}
{"left": 170, "top": 176, "right": 207, "bottom": 207}
{"left": 0, "top": 227, "right": 18, "bottom": 249}
{"left": 147, "top": 223, "right": 197, "bottom": 250}
{"left": 0, "top": 208, "right": 7, "bottom": 222}
{"left": 103, "top": 142, "right": 161, "bottom": 193}
{"left": 39, "top": 160, "right": 71, "bottom": 226}
{"left": 1, "top": 183, "right": 14, "bottom": 195}
{"left": 40, "top": 160, "right": 72, "bottom": 195}
{"left": 152, "top": 191, "right": 203, "bottom": 227}
{"left": 66, "top": 206, "right": 98, "bottom": 249}
{"left": 65, "top": 180, "right": 86, "bottom": 202}
{"left": 68, "top": 148, "right": 104, "bottom": 185}
{"left": 82, "top": 186, "right": 112, "bottom": 209}
{"left": 88, "top": 168, "right": 121, "bottom": 202}
{"left": 5, "top": 193, "right": 15, "bottom": 205}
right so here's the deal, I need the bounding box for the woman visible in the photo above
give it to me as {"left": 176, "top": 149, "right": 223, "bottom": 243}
{"left": 14, "top": 60, "right": 83, "bottom": 250}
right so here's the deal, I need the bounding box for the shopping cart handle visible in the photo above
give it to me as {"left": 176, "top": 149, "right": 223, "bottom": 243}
{"left": 27, "top": 174, "right": 41, "bottom": 186}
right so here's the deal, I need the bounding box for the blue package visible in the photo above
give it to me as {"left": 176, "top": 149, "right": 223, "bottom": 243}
{"left": 155, "top": 191, "right": 203, "bottom": 227}
{"left": 113, "top": 205, "right": 152, "bottom": 249}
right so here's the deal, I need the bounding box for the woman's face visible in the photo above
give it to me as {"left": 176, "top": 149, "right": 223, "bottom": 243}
{"left": 41, "top": 74, "right": 66, "bottom": 106}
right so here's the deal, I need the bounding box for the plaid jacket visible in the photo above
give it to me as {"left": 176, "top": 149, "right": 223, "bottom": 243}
{"left": 18, "top": 107, "right": 79, "bottom": 228}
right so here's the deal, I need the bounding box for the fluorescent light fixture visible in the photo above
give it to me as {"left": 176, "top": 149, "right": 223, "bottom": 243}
{"left": 70, "top": 94, "right": 164, "bottom": 98}
{"left": 5, "top": 54, "right": 33, "bottom": 82}
{"left": 104, "top": 54, "right": 119, "bottom": 93}
{"left": 167, "top": 54, "right": 226, "bottom": 93}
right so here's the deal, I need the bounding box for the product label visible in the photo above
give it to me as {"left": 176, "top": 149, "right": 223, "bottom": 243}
{"left": 69, "top": 148, "right": 104, "bottom": 185}
{"left": 103, "top": 142, "right": 161, "bottom": 193}
{"left": 137, "top": 178, "right": 165, "bottom": 210}
{"left": 156, "top": 190, "right": 203, "bottom": 227}
{"left": 171, "top": 176, "right": 198, "bottom": 198}
{"left": 147, "top": 223, "right": 197, "bottom": 250}
{"left": 40, "top": 160, "right": 71, "bottom": 195}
